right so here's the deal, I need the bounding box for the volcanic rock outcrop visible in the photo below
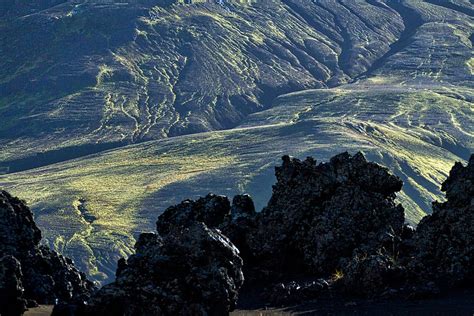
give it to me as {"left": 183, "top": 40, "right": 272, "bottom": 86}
{"left": 0, "top": 255, "right": 27, "bottom": 316}
{"left": 332, "top": 155, "right": 474, "bottom": 301}
{"left": 411, "top": 154, "right": 474, "bottom": 288}
{"left": 0, "top": 190, "right": 95, "bottom": 313}
{"left": 246, "top": 152, "right": 405, "bottom": 280}
{"left": 156, "top": 193, "right": 231, "bottom": 236}
{"left": 7, "top": 152, "right": 474, "bottom": 313}
{"left": 86, "top": 222, "right": 244, "bottom": 315}
{"left": 152, "top": 152, "right": 474, "bottom": 305}
{"left": 156, "top": 152, "right": 406, "bottom": 284}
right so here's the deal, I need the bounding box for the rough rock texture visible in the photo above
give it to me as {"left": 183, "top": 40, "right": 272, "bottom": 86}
{"left": 264, "top": 278, "right": 330, "bottom": 306}
{"left": 337, "top": 253, "right": 406, "bottom": 298}
{"left": 0, "top": 190, "right": 94, "bottom": 308}
{"left": 242, "top": 152, "right": 405, "bottom": 281}
{"left": 412, "top": 154, "right": 474, "bottom": 287}
{"left": 0, "top": 255, "right": 27, "bottom": 316}
{"left": 155, "top": 151, "right": 405, "bottom": 287}
{"left": 87, "top": 223, "right": 244, "bottom": 315}
{"left": 156, "top": 193, "right": 231, "bottom": 235}
{"left": 155, "top": 152, "right": 406, "bottom": 283}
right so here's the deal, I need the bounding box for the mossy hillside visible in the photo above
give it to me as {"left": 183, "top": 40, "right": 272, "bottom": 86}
{"left": 1, "top": 84, "right": 472, "bottom": 282}
{"left": 5, "top": 0, "right": 472, "bottom": 164}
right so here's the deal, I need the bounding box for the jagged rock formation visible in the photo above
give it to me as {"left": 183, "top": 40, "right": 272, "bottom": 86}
{"left": 152, "top": 152, "right": 474, "bottom": 306}
{"left": 0, "top": 256, "right": 27, "bottom": 316}
{"left": 155, "top": 152, "right": 405, "bottom": 285}
{"left": 245, "top": 152, "right": 405, "bottom": 279}
{"left": 0, "top": 190, "right": 94, "bottom": 312}
{"left": 85, "top": 222, "right": 244, "bottom": 315}
{"left": 412, "top": 154, "right": 474, "bottom": 288}
{"left": 156, "top": 193, "right": 231, "bottom": 235}
{"left": 329, "top": 155, "right": 474, "bottom": 301}
{"left": 7, "top": 152, "right": 474, "bottom": 313}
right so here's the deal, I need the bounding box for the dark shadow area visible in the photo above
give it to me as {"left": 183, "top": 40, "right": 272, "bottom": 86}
{"left": 0, "top": 141, "right": 125, "bottom": 174}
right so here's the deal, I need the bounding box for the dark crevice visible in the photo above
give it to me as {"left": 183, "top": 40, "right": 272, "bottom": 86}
{"left": 307, "top": 2, "right": 353, "bottom": 77}
{"left": 0, "top": 141, "right": 126, "bottom": 175}
{"left": 280, "top": 0, "right": 342, "bottom": 46}
{"left": 354, "top": 0, "right": 424, "bottom": 80}
{"left": 337, "top": 0, "right": 384, "bottom": 38}
{"left": 332, "top": 16, "right": 353, "bottom": 77}
{"left": 310, "top": 2, "right": 353, "bottom": 77}
{"left": 77, "top": 198, "right": 98, "bottom": 224}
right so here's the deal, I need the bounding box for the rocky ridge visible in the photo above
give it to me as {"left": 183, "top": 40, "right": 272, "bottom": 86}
{"left": 0, "top": 191, "right": 95, "bottom": 315}
{"left": 2, "top": 151, "right": 473, "bottom": 314}
{"left": 411, "top": 154, "right": 474, "bottom": 288}
{"left": 155, "top": 152, "right": 407, "bottom": 283}
{"left": 80, "top": 152, "right": 474, "bottom": 312}
{"left": 82, "top": 222, "right": 244, "bottom": 315}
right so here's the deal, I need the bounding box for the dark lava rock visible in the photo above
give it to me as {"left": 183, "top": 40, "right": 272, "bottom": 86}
{"left": 153, "top": 151, "right": 407, "bottom": 306}
{"left": 231, "top": 194, "right": 256, "bottom": 219}
{"left": 412, "top": 154, "right": 474, "bottom": 287}
{"left": 337, "top": 253, "right": 406, "bottom": 298}
{"left": 0, "top": 190, "right": 94, "bottom": 309}
{"left": 157, "top": 193, "right": 259, "bottom": 273}
{"left": 87, "top": 223, "right": 244, "bottom": 315}
{"left": 265, "top": 279, "right": 330, "bottom": 306}
{"left": 243, "top": 152, "right": 405, "bottom": 281}
{"left": 0, "top": 191, "right": 41, "bottom": 258}
{"left": 0, "top": 255, "right": 27, "bottom": 316}
{"left": 156, "top": 193, "right": 231, "bottom": 235}
{"left": 155, "top": 152, "right": 405, "bottom": 287}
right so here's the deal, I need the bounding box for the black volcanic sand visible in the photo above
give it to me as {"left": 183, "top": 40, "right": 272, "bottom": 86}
{"left": 231, "top": 290, "right": 474, "bottom": 316}
{"left": 26, "top": 292, "right": 474, "bottom": 316}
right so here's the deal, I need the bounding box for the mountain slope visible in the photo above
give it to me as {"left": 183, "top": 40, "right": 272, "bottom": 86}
{"left": 0, "top": 0, "right": 473, "bottom": 282}
{"left": 1, "top": 81, "right": 472, "bottom": 282}
{"left": 1, "top": 0, "right": 409, "bottom": 163}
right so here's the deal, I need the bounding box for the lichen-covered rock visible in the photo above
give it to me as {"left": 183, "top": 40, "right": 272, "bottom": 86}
{"left": 0, "top": 255, "right": 27, "bottom": 316}
{"left": 243, "top": 152, "right": 405, "bottom": 280}
{"left": 0, "top": 190, "right": 95, "bottom": 307}
{"left": 87, "top": 223, "right": 244, "bottom": 315}
{"left": 412, "top": 155, "right": 474, "bottom": 287}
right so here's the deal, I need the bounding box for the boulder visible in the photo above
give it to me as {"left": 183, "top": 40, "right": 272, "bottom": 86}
{"left": 337, "top": 253, "right": 406, "bottom": 298}
{"left": 0, "top": 190, "right": 95, "bottom": 308}
{"left": 87, "top": 223, "right": 244, "bottom": 315}
{"left": 412, "top": 155, "right": 474, "bottom": 287}
{"left": 156, "top": 194, "right": 231, "bottom": 235}
{"left": 0, "top": 255, "right": 27, "bottom": 316}
{"left": 243, "top": 152, "right": 405, "bottom": 280}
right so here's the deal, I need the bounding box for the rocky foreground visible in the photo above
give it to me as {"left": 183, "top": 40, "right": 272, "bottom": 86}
{"left": 1, "top": 152, "right": 473, "bottom": 315}
{"left": 0, "top": 192, "right": 95, "bottom": 316}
